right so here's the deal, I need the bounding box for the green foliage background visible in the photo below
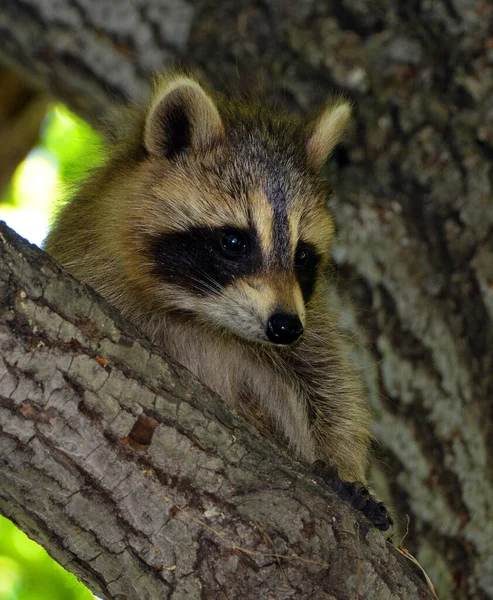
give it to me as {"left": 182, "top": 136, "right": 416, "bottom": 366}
{"left": 0, "top": 106, "right": 101, "bottom": 600}
{"left": 0, "top": 516, "right": 94, "bottom": 600}
{"left": 0, "top": 104, "right": 101, "bottom": 247}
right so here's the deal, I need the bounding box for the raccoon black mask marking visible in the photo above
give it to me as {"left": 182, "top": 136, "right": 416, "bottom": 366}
{"left": 149, "top": 225, "right": 262, "bottom": 294}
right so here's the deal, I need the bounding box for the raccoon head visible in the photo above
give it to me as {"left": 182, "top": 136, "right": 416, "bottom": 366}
{"left": 129, "top": 74, "right": 351, "bottom": 346}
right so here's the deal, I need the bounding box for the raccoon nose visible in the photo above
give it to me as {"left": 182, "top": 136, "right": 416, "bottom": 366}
{"left": 266, "top": 313, "right": 304, "bottom": 345}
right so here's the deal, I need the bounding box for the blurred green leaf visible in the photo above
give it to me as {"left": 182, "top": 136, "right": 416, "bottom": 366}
{"left": 42, "top": 104, "right": 102, "bottom": 185}
{"left": 0, "top": 515, "right": 94, "bottom": 599}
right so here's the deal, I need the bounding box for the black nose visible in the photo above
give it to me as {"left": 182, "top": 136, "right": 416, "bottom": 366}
{"left": 266, "top": 313, "right": 304, "bottom": 345}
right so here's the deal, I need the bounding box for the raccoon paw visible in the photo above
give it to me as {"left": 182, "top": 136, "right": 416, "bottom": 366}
{"left": 361, "top": 496, "right": 393, "bottom": 531}
{"left": 312, "top": 460, "right": 393, "bottom": 532}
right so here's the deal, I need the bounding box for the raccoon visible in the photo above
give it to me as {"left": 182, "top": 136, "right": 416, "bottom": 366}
{"left": 45, "top": 73, "right": 390, "bottom": 528}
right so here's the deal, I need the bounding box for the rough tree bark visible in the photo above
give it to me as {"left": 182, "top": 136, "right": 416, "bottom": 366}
{"left": 0, "top": 223, "right": 433, "bottom": 599}
{"left": 0, "top": 1, "right": 492, "bottom": 599}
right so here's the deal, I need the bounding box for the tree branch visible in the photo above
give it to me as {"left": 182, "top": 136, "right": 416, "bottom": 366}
{"left": 0, "top": 223, "right": 433, "bottom": 598}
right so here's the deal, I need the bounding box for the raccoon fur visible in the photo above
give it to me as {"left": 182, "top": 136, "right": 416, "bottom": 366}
{"left": 45, "top": 72, "right": 372, "bottom": 484}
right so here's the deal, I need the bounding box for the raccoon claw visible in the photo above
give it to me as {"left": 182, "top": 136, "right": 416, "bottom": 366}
{"left": 362, "top": 499, "right": 394, "bottom": 531}
{"left": 312, "top": 460, "right": 393, "bottom": 532}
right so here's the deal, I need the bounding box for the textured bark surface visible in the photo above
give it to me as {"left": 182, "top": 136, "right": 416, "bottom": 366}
{"left": 0, "top": 223, "right": 433, "bottom": 599}
{"left": 0, "top": 1, "right": 492, "bottom": 598}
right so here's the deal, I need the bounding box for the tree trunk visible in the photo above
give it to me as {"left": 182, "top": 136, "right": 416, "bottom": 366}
{"left": 0, "top": 1, "right": 492, "bottom": 599}
{"left": 0, "top": 223, "right": 433, "bottom": 599}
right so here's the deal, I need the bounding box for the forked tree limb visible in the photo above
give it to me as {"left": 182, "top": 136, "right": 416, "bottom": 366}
{"left": 0, "top": 222, "right": 433, "bottom": 599}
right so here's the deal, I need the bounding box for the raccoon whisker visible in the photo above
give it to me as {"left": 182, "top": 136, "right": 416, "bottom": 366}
{"left": 189, "top": 270, "right": 261, "bottom": 318}
{"left": 178, "top": 267, "right": 220, "bottom": 290}
{"left": 285, "top": 350, "right": 314, "bottom": 371}
{"left": 305, "top": 331, "right": 330, "bottom": 346}
{"left": 184, "top": 274, "right": 222, "bottom": 296}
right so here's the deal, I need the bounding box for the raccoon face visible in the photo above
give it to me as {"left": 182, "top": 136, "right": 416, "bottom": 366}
{"left": 133, "top": 74, "right": 351, "bottom": 345}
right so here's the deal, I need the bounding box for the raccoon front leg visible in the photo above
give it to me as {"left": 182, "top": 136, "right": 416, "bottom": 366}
{"left": 287, "top": 320, "right": 393, "bottom": 530}
{"left": 309, "top": 405, "right": 369, "bottom": 483}
{"left": 305, "top": 396, "right": 393, "bottom": 531}
{"left": 312, "top": 461, "right": 393, "bottom": 531}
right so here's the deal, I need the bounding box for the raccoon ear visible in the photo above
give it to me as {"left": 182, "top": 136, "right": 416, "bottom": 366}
{"left": 144, "top": 76, "right": 224, "bottom": 158}
{"left": 306, "top": 101, "right": 352, "bottom": 170}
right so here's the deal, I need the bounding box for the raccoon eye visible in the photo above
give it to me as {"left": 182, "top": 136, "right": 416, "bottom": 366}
{"left": 295, "top": 243, "right": 319, "bottom": 270}
{"left": 295, "top": 247, "right": 308, "bottom": 267}
{"left": 219, "top": 229, "right": 249, "bottom": 259}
